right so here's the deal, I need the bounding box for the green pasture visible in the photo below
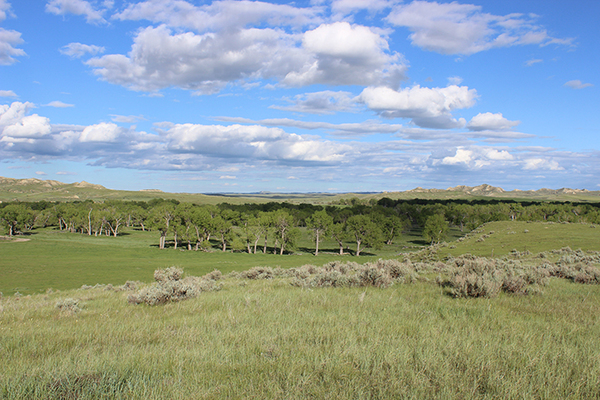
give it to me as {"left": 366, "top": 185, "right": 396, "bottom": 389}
{"left": 2, "top": 221, "right": 600, "bottom": 295}
{"left": 439, "top": 221, "right": 600, "bottom": 258}
{"left": 1, "top": 277, "right": 599, "bottom": 399}
{"left": 0, "top": 226, "right": 439, "bottom": 296}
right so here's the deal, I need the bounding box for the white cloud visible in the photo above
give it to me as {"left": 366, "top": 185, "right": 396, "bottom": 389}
{"left": 46, "top": 101, "right": 74, "bottom": 108}
{"left": 0, "top": 89, "right": 16, "bottom": 97}
{"left": 442, "top": 148, "right": 472, "bottom": 165}
{"left": 0, "top": 0, "right": 12, "bottom": 22}
{"left": 525, "top": 58, "right": 542, "bottom": 67}
{"left": 331, "top": 0, "right": 391, "bottom": 15}
{"left": 283, "top": 21, "right": 406, "bottom": 88}
{"left": 110, "top": 114, "right": 145, "bottom": 123}
{"left": 79, "top": 122, "right": 123, "bottom": 142}
{"left": 447, "top": 76, "right": 463, "bottom": 85}
{"left": 358, "top": 84, "right": 477, "bottom": 128}
{"left": 215, "top": 116, "right": 403, "bottom": 136}
{"left": 35, "top": 171, "right": 47, "bottom": 176}
{"left": 165, "top": 123, "right": 352, "bottom": 163}
{"left": 86, "top": 19, "right": 405, "bottom": 93}
{"left": 0, "top": 27, "right": 25, "bottom": 65}
{"left": 113, "top": 0, "right": 321, "bottom": 32}
{"left": 387, "top": 1, "right": 572, "bottom": 55}
{"left": 467, "top": 112, "right": 520, "bottom": 131}
{"left": 524, "top": 158, "right": 563, "bottom": 171}
{"left": 45, "top": 0, "right": 106, "bottom": 23}
{"left": 0, "top": 102, "right": 35, "bottom": 128}
{"left": 60, "top": 42, "right": 105, "bottom": 58}
{"left": 485, "top": 149, "right": 513, "bottom": 160}
{"left": 2, "top": 114, "right": 52, "bottom": 138}
{"left": 564, "top": 80, "right": 593, "bottom": 90}
{"left": 271, "top": 90, "right": 357, "bottom": 114}
{"left": 219, "top": 175, "right": 236, "bottom": 179}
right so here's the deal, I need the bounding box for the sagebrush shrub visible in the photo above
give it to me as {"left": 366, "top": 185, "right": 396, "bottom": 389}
{"left": 55, "top": 298, "right": 82, "bottom": 313}
{"left": 128, "top": 267, "right": 220, "bottom": 306}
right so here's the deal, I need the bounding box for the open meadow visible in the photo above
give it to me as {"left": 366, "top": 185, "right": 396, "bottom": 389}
{"left": 1, "top": 219, "right": 600, "bottom": 398}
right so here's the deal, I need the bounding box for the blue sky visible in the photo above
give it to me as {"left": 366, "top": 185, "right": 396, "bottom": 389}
{"left": 0, "top": 0, "right": 597, "bottom": 193}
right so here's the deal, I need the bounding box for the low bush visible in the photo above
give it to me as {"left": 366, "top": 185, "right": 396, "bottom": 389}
{"left": 55, "top": 298, "right": 82, "bottom": 313}
{"left": 128, "top": 267, "right": 221, "bottom": 306}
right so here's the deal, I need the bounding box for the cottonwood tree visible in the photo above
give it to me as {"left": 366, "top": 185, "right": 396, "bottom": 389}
{"left": 306, "top": 209, "right": 333, "bottom": 256}
{"left": 423, "top": 214, "right": 449, "bottom": 245}
{"left": 329, "top": 222, "right": 346, "bottom": 255}
{"left": 0, "top": 204, "right": 34, "bottom": 236}
{"left": 272, "top": 209, "right": 298, "bottom": 255}
{"left": 149, "top": 203, "right": 175, "bottom": 249}
{"left": 345, "top": 214, "right": 383, "bottom": 256}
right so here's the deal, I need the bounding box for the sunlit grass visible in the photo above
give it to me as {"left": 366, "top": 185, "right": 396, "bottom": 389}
{"left": 1, "top": 275, "right": 599, "bottom": 399}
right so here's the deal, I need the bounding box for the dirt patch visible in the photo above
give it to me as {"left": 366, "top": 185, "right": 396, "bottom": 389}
{"left": 0, "top": 236, "right": 30, "bottom": 242}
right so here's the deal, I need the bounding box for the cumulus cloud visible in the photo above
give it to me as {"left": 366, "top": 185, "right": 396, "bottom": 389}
{"left": 113, "top": 0, "right": 321, "bottom": 32}
{"left": 164, "top": 124, "right": 352, "bottom": 163}
{"left": 2, "top": 114, "right": 52, "bottom": 138}
{"left": 358, "top": 84, "right": 477, "bottom": 128}
{"left": 0, "top": 89, "right": 16, "bottom": 97}
{"left": 1, "top": 100, "right": 594, "bottom": 188}
{"left": 215, "top": 116, "right": 403, "bottom": 136}
{"left": 86, "top": 18, "right": 405, "bottom": 93}
{"left": 467, "top": 112, "right": 520, "bottom": 131}
{"left": 271, "top": 90, "right": 357, "bottom": 114}
{"left": 60, "top": 42, "right": 105, "bottom": 58}
{"left": 0, "top": 1, "right": 25, "bottom": 65}
{"left": 331, "top": 0, "right": 391, "bottom": 15}
{"left": 45, "top": 0, "right": 107, "bottom": 23}
{"left": 564, "top": 80, "right": 593, "bottom": 89}
{"left": 79, "top": 122, "right": 124, "bottom": 142}
{"left": 442, "top": 148, "right": 472, "bottom": 165}
{"left": 524, "top": 158, "right": 563, "bottom": 171}
{"left": 387, "top": 1, "right": 573, "bottom": 55}
{"left": 283, "top": 22, "right": 406, "bottom": 88}
{"left": 0, "top": 101, "right": 35, "bottom": 127}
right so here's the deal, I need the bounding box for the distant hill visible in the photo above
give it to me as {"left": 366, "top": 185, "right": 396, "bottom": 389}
{"left": 1, "top": 177, "right": 599, "bottom": 204}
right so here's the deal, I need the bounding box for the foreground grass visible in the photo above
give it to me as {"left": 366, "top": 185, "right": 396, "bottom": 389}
{"left": 1, "top": 275, "right": 599, "bottom": 399}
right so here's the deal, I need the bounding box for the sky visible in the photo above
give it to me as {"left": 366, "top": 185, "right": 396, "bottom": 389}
{"left": 0, "top": 0, "right": 598, "bottom": 193}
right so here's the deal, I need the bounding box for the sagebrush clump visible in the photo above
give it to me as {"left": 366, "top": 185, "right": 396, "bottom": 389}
{"left": 55, "top": 298, "right": 82, "bottom": 313}
{"left": 128, "top": 267, "right": 221, "bottom": 306}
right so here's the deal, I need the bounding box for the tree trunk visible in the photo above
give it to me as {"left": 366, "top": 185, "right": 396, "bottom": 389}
{"left": 314, "top": 230, "right": 320, "bottom": 256}
{"left": 356, "top": 240, "right": 361, "bottom": 256}
{"left": 263, "top": 233, "right": 268, "bottom": 254}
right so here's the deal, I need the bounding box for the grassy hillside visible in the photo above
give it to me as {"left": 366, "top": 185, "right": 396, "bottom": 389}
{"left": 1, "top": 265, "right": 599, "bottom": 399}
{"left": 0, "top": 225, "right": 443, "bottom": 296}
{"left": 2, "top": 221, "right": 599, "bottom": 296}
{"left": 2, "top": 176, "right": 600, "bottom": 204}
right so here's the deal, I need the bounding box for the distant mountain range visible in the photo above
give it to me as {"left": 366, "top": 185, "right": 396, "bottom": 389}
{"left": 1, "top": 177, "right": 598, "bottom": 203}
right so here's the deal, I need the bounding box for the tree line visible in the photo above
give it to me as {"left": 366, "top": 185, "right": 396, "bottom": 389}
{"left": 1, "top": 198, "right": 600, "bottom": 255}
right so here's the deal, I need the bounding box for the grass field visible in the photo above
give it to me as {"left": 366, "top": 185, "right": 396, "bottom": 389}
{"left": 2, "top": 221, "right": 600, "bottom": 296}
{"left": 1, "top": 271, "right": 599, "bottom": 399}
{"left": 0, "top": 225, "right": 434, "bottom": 296}
{"left": 2, "top": 221, "right": 600, "bottom": 398}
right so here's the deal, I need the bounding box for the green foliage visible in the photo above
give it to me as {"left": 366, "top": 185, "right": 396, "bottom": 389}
{"left": 345, "top": 214, "right": 383, "bottom": 256}
{"left": 423, "top": 214, "right": 449, "bottom": 244}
